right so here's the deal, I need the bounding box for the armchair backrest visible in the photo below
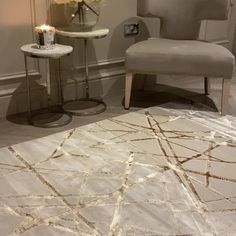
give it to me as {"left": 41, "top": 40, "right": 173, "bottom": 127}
{"left": 137, "top": 0, "right": 229, "bottom": 40}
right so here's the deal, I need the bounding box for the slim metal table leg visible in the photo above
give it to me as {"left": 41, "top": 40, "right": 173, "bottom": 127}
{"left": 84, "top": 39, "right": 90, "bottom": 99}
{"left": 28, "top": 57, "right": 71, "bottom": 128}
{"left": 58, "top": 59, "right": 64, "bottom": 104}
{"left": 24, "top": 55, "right": 32, "bottom": 124}
{"left": 46, "top": 59, "right": 51, "bottom": 108}
{"left": 62, "top": 38, "right": 106, "bottom": 116}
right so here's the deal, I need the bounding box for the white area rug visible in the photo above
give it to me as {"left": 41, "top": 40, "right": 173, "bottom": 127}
{"left": 0, "top": 107, "right": 236, "bottom": 236}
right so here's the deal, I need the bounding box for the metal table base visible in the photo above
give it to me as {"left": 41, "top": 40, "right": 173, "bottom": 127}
{"left": 30, "top": 111, "right": 72, "bottom": 128}
{"left": 24, "top": 54, "right": 72, "bottom": 128}
{"left": 63, "top": 98, "right": 106, "bottom": 116}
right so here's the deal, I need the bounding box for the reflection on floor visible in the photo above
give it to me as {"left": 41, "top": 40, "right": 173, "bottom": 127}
{"left": 1, "top": 77, "right": 236, "bottom": 148}
{"left": 0, "top": 106, "right": 236, "bottom": 235}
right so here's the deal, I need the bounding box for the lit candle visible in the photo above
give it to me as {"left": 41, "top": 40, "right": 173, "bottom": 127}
{"left": 35, "top": 24, "right": 56, "bottom": 50}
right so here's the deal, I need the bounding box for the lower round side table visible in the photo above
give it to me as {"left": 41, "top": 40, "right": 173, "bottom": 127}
{"left": 21, "top": 44, "right": 73, "bottom": 128}
{"left": 56, "top": 27, "right": 109, "bottom": 116}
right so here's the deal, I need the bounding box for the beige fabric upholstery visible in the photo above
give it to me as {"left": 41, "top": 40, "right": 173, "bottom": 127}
{"left": 137, "top": 0, "right": 229, "bottom": 40}
{"left": 125, "top": 0, "right": 234, "bottom": 114}
{"left": 126, "top": 38, "right": 235, "bottom": 77}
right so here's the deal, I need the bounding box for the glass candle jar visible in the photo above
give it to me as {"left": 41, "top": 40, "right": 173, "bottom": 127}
{"left": 35, "top": 25, "right": 56, "bottom": 50}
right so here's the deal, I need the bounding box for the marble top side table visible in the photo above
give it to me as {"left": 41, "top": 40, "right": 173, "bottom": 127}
{"left": 21, "top": 44, "right": 73, "bottom": 128}
{"left": 56, "top": 27, "right": 109, "bottom": 116}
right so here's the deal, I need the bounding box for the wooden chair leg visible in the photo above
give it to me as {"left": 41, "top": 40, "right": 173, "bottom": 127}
{"left": 221, "top": 77, "right": 231, "bottom": 115}
{"left": 125, "top": 72, "right": 133, "bottom": 110}
{"left": 204, "top": 77, "right": 210, "bottom": 95}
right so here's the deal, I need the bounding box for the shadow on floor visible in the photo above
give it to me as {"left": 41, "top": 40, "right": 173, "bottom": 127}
{"left": 0, "top": 83, "right": 222, "bottom": 148}
{"left": 122, "top": 83, "right": 219, "bottom": 112}
{"left": 7, "top": 83, "right": 219, "bottom": 126}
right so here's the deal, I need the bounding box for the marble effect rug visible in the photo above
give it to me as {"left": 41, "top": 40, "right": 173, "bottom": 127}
{"left": 0, "top": 107, "right": 236, "bottom": 236}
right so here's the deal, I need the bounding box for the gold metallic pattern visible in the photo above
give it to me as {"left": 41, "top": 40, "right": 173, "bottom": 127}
{"left": 0, "top": 108, "right": 236, "bottom": 235}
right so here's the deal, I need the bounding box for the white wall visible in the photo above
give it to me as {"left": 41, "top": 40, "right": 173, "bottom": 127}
{"left": 0, "top": 0, "right": 235, "bottom": 117}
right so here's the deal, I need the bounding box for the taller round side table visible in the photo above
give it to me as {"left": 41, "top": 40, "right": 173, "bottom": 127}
{"left": 21, "top": 44, "right": 73, "bottom": 128}
{"left": 56, "top": 27, "right": 109, "bottom": 116}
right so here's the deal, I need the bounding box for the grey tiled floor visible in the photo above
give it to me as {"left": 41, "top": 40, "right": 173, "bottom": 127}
{"left": 0, "top": 76, "right": 236, "bottom": 148}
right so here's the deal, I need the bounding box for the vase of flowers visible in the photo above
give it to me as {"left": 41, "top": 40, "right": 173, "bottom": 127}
{"left": 54, "top": 0, "right": 103, "bottom": 31}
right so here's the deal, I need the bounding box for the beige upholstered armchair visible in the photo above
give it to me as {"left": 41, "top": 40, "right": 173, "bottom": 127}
{"left": 125, "top": 0, "right": 235, "bottom": 115}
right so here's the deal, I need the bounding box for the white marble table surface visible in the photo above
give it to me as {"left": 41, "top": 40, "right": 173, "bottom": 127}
{"left": 56, "top": 27, "right": 109, "bottom": 39}
{"left": 21, "top": 44, "right": 73, "bottom": 59}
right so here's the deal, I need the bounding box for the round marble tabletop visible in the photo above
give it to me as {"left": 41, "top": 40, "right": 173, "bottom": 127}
{"left": 56, "top": 27, "right": 109, "bottom": 39}
{"left": 21, "top": 44, "right": 73, "bottom": 59}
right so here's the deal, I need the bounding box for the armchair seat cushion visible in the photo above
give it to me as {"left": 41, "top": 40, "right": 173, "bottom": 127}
{"left": 126, "top": 38, "right": 235, "bottom": 77}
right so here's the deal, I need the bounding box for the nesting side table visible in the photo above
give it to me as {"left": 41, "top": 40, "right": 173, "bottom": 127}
{"left": 21, "top": 44, "right": 73, "bottom": 128}
{"left": 56, "top": 27, "right": 109, "bottom": 116}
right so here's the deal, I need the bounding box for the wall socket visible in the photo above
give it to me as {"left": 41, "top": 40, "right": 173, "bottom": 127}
{"left": 124, "top": 23, "right": 139, "bottom": 36}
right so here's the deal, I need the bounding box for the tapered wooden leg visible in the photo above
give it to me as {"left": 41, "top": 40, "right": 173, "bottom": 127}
{"left": 204, "top": 77, "right": 210, "bottom": 95}
{"left": 125, "top": 72, "right": 133, "bottom": 110}
{"left": 221, "top": 77, "right": 231, "bottom": 115}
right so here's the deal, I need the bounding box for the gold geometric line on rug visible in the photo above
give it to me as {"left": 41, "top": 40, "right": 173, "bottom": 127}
{"left": 148, "top": 112, "right": 236, "bottom": 213}
{"left": 145, "top": 111, "right": 218, "bottom": 234}
{"left": 127, "top": 151, "right": 209, "bottom": 162}
{"left": 205, "top": 196, "right": 236, "bottom": 203}
{"left": 109, "top": 116, "right": 226, "bottom": 166}
{"left": 183, "top": 169, "right": 236, "bottom": 184}
{"left": 33, "top": 128, "right": 77, "bottom": 168}
{"left": 208, "top": 208, "right": 236, "bottom": 213}
{"left": 99, "top": 112, "right": 236, "bottom": 215}
{"left": 0, "top": 191, "right": 118, "bottom": 212}
{"left": 0, "top": 200, "right": 48, "bottom": 235}
{"left": 0, "top": 129, "right": 77, "bottom": 180}
{"left": 8, "top": 146, "right": 103, "bottom": 236}
{"left": 0, "top": 202, "right": 22, "bottom": 217}
{"left": 17, "top": 208, "right": 76, "bottom": 235}
{"left": 0, "top": 163, "right": 26, "bottom": 176}
{"left": 0, "top": 193, "right": 112, "bottom": 200}
{"left": 145, "top": 112, "right": 203, "bottom": 206}
{"left": 91, "top": 124, "right": 172, "bottom": 178}
{"left": 108, "top": 152, "right": 134, "bottom": 236}
{"left": 86, "top": 128, "right": 141, "bottom": 151}
{"left": 189, "top": 176, "right": 236, "bottom": 210}
{"left": 138, "top": 120, "right": 236, "bottom": 168}
{"left": 110, "top": 137, "right": 156, "bottom": 143}
{"left": 109, "top": 118, "right": 150, "bottom": 130}
{"left": 97, "top": 119, "right": 212, "bottom": 169}
{"left": 1, "top": 111, "right": 234, "bottom": 235}
{"left": 180, "top": 143, "right": 219, "bottom": 165}
{"left": 0, "top": 201, "right": 54, "bottom": 235}
{"left": 51, "top": 152, "right": 90, "bottom": 160}
{"left": 107, "top": 136, "right": 222, "bottom": 166}
{"left": 106, "top": 119, "right": 222, "bottom": 171}
{"left": 206, "top": 142, "right": 213, "bottom": 187}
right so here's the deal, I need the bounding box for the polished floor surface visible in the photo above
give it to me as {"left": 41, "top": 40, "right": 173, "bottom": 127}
{"left": 0, "top": 75, "right": 236, "bottom": 148}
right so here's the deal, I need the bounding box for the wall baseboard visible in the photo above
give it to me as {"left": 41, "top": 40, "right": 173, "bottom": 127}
{"left": 0, "top": 71, "right": 40, "bottom": 82}
{"left": 0, "top": 63, "right": 125, "bottom": 118}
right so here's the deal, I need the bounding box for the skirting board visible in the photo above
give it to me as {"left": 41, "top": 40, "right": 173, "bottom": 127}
{"left": 0, "top": 71, "right": 125, "bottom": 118}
